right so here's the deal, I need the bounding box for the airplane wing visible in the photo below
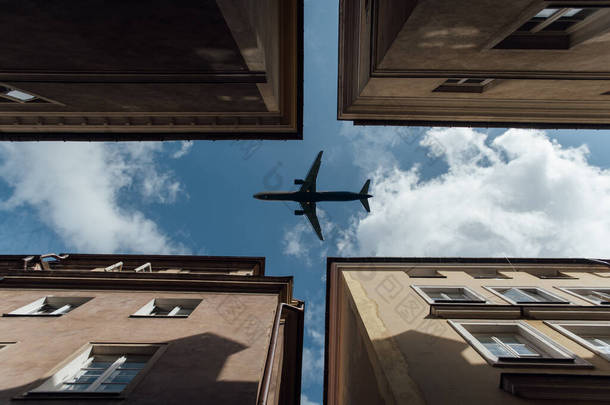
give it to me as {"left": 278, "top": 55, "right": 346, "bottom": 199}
{"left": 300, "top": 202, "right": 323, "bottom": 241}
{"left": 299, "top": 151, "right": 323, "bottom": 192}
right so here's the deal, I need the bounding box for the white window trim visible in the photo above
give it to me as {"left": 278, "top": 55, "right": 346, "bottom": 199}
{"left": 448, "top": 320, "right": 586, "bottom": 367}
{"left": 0, "top": 342, "right": 17, "bottom": 351}
{"left": 546, "top": 321, "right": 610, "bottom": 361}
{"left": 28, "top": 344, "right": 164, "bottom": 397}
{"left": 411, "top": 285, "right": 489, "bottom": 305}
{"left": 555, "top": 287, "right": 610, "bottom": 306}
{"left": 484, "top": 286, "right": 572, "bottom": 305}
{"left": 130, "top": 298, "right": 202, "bottom": 318}
{"left": 4, "top": 296, "right": 92, "bottom": 316}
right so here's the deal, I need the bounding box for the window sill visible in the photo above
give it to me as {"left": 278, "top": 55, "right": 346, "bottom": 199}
{"left": 129, "top": 315, "right": 189, "bottom": 318}
{"left": 2, "top": 313, "right": 62, "bottom": 317}
{"left": 18, "top": 392, "right": 124, "bottom": 400}
{"left": 491, "top": 356, "right": 591, "bottom": 369}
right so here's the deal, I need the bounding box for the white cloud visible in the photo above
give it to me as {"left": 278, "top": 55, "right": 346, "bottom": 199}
{"left": 302, "top": 346, "right": 325, "bottom": 389}
{"left": 171, "top": 141, "right": 194, "bottom": 159}
{"left": 301, "top": 394, "right": 321, "bottom": 405}
{"left": 0, "top": 142, "right": 188, "bottom": 254}
{"left": 339, "top": 128, "right": 610, "bottom": 258}
{"left": 282, "top": 209, "right": 336, "bottom": 265}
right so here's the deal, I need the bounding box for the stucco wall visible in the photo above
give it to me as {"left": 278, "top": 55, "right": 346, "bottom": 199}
{"left": 0, "top": 288, "right": 278, "bottom": 404}
{"left": 337, "top": 264, "right": 610, "bottom": 404}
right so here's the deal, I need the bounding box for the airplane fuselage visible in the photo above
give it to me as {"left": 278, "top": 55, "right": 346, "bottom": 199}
{"left": 254, "top": 191, "right": 371, "bottom": 203}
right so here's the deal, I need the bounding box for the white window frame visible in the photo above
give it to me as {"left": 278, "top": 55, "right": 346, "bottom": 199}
{"left": 555, "top": 287, "right": 610, "bottom": 305}
{"left": 546, "top": 321, "right": 610, "bottom": 361}
{"left": 28, "top": 344, "right": 163, "bottom": 397}
{"left": 130, "top": 298, "right": 202, "bottom": 318}
{"left": 0, "top": 342, "right": 17, "bottom": 352}
{"left": 412, "top": 285, "right": 489, "bottom": 305}
{"left": 4, "top": 296, "right": 92, "bottom": 317}
{"left": 485, "top": 286, "right": 571, "bottom": 305}
{"left": 449, "top": 320, "right": 587, "bottom": 367}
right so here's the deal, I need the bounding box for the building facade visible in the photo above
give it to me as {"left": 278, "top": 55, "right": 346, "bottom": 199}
{"left": 0, "top": 0, "right": 303, "bottom": 141}
{"left": 326, "top": 257, "right": 610, "bottom": 404}
{"left": 0, "top": 253, "right": 304, "bottom": 404}
{"left": 338, "top": 0, "right": 610, "bottom": 128}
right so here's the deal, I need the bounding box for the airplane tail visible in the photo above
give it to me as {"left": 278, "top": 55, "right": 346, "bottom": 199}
{"left": 359, "top": 179, "right": 371, "bottom": 212}
{"left": 359, "top": 179, "right": 370, "bottom": 195}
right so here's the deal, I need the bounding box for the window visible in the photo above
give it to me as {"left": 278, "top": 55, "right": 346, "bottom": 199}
{"left": 486, "top": 287, "right": 570, "bottom": 305}
{"left": 556, "top": 287, "right": 610, "bottom": 305}
{"left": 546, "top": 321, "right": 610, "bottom": 361}
{"left": 449, "top": 320, "right": 588, "bottom": 367}
{"left": 466, "top": 269, "right": 511, "bottom": 279}
{"left": 0, "top": 84, "right": 47, "bottom": 103}
{"left": 406, "top": 268, "right": 446, "bottom": 278}
{"left": 0, "top": 342, "right": 16, "bottom": 351}
{"left": 412, "top": 286, "right": 488, "bottom": 304}
{"left": 523, "top": 269, "right": 575, "bottom": 279}
{"left": 29, "top": 345, "right": 160, "bottom": 396}
{"left": 433, "top": 78, "right": 496, "bottom": 93}
{"left": 131, "top": 298, "right": 202, "bottom": 318}
{"left": 495, "top": 6, "right": 608, "bottom": 49}
{"left": 4, "top": 296, "right": 92, "bottom": 316}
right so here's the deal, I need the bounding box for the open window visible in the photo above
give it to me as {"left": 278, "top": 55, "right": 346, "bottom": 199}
{"left": 449, "top": 320, "right": 589, "bottom": 367}
{"left": 131, "top": 298, "right": 202, "bottom": 318}
{"left": 556, "top": 287, "right": 610, "bottom": 305}
{"left": 546, "top": 321, "right": 610, "bottom": 361}
{"left": 466, "top": 269, "right": 511, "bottom": 279}
{"left": 412, "top": 286, "right": 488, "bottom": 304}
{"left": 4, "top": 296, "right": 92, "bottom": 316}
{"left": 494, "top": 6, "right": 610, "bottom": 49}
{"left": 486, "top": 287, "right": 571, "bottom": 305}
{"left": 28, "top": 344, "right": 161, "bottom": 396}
{"left": 0, "top": 84, "right": 50, "bottom": 104}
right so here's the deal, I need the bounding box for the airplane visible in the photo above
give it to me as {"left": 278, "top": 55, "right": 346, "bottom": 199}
{"left": 253, "top": 151, "right": 372, "bottom": 241}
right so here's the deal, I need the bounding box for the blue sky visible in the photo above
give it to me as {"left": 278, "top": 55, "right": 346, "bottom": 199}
{"left": 3, "top": 1, "right": 610, "bottom": 403}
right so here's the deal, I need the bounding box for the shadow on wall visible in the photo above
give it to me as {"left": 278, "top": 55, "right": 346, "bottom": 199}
{"left": 377, "top": 329, "right": 596, "bottom": 405}
{"left": 0, "top": 333, "right": 258, "bottom": 405}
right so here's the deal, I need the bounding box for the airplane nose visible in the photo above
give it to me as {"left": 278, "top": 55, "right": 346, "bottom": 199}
{"left": 253, "top": 193, "right": 262, "bottom": 199}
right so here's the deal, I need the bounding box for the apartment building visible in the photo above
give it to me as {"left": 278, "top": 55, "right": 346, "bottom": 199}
{"left": 0, "top": 253, "right": 304, "bottom": 404}
{"left": 326, "top": 257, "right": 610, "bottom": 404}
{"left": 0, "top": 0, "right": 303, "bottom": 141}
{"left": 338, "top": 0, "right": 610, "bottom": 128}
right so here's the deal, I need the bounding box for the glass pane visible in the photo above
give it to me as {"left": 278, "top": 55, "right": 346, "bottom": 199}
{"left": 60, "top": 383, "right": 91, "bottom": 391}
{"left": 503, "top": 288, "right": 537, "bottom": 302}
{"left": 68, "top": 369, "right": 104, "bottom": 384}
{"left": 89, "top": 361, "right": 114, "bottom": 370}
{"left": 587, "top": 337, "right": 610, "bottom": 352}
{"left": 498, "top": 334, "right": 542, "bottom": 357}
{"left": 30, "top": 304, "right": 56, "bottom": 314}
{"left": 120, "top": 356, "right": 148, "bottom": 369}
{"left": 535, "top": 8, "right": 559, "bottom": 18}
{"left": 151, "top": 306, "right": 170, "bottom": 316}
{"left": 175, "top": 307, "right": 192, "bottom": 316}
{"left": 105, "top": 369, "right": 139, "bottom": 384}
{"left": 97, "top": 383, "right": 127, "bottom": 393}
{"left": 563, "top": 8, "right": 583, "bottom": 17}
{"left": 474, "top": 334, "right": 513, "bottom": 357}
{"left": 5, "top": 90, "right": 35, "bottom": 101}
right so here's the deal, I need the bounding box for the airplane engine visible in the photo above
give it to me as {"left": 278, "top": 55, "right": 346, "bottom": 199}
{"left": 294, "top": 210, "right": 305, "bottom": 216}
{"left": 294, "top": 179, "right": 304, "bottom": 185}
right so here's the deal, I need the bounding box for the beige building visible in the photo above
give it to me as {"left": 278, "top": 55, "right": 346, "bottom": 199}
{"left": 0, "top": 0, "right": 303, "bottom": 141}
{"left": 0, "top": 253, "right": 304, "bottom": 404}
{"left": 326, "top": 257, "right": 610, "bottom": 404}
{"left": 338, "top": 1, "right": 610, "bottom": 128}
